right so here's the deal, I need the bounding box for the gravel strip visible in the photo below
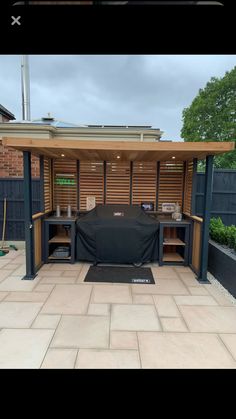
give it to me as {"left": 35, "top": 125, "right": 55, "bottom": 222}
{"left": 207, "top": 271, "right": 236, "bottom": 306}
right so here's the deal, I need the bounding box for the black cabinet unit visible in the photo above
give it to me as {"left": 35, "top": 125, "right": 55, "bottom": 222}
{"left": 159, "top": 219, "right": 191, "bottom": 266}
{"left": 44, "top": 216, "right": 77, "bottom": 264}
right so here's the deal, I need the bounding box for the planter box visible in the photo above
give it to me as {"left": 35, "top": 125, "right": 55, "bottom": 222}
{"left": 208, "top": 239, "right": 236, "bottom": 298}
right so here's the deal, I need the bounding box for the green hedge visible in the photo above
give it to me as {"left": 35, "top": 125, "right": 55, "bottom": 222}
{"left": 209, "top": 217, "right": 236, "bottom": 251}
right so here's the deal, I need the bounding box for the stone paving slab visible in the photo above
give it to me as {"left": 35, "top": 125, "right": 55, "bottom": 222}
{"left": 138, "top": 332, "right": 236, "bottom": 369}
{"left": 132, "top": 294, "right": 154, "bottom": 305}
{"left": 41, "top": 284, "right": 92, "bottom": 315}
{"left": 0, "top": 329, "right": 54, "bottom": 369}
{"left": 0, "top": 275, "right": 40, "bottom": 292}
{"left": 0, "top": 302, "right": 43, "bottom": 328}
{"left": 92, "top": 285, "right": 132, "bottom": 304}
{"left": 110, "top": 331, "right": 138, "bottom": 350}
{"left": 88, "top": 303, "right": 110, "bottom": 316}
{"left": 153, "top": 295, "right": 180, "bottom": 317}
{"left": 203, "top": 284, "right": 234, "bottom": 306}
{"left": 174, "top": 295, "right": 218, "bottom": 306}
{"left": 219, "top": 334, "right": 236, "bottom": 361}
{"left": 160, "top": 317, "right": 188, "bottom": 332}
{"left": 0, "top": 292, "right": 8, "bottom": 302}
{"left": 111, "top": 304, "right": 161, "bottom": 331}
{"left": 41, "top": 348, "right": 77, "bottom": 369}
{"left": 1, "top": 251, "right": 236, "bottom": 369}
{"left": 5, "top": 292, "right": 49, "bottom": 303}
{"left": 51, "top": 315, "right": 110, "bottom": 349}
{"left": 75, "top": 349, "right": 140, "bottom": 369}
{"left": 132, "top": 279, "right": 189, "bottom": 295}
{"left": 34, "top": 284, "right": 55, "bottom": 293}
{"left": 40, "top": 276, "right": 77, "bottom": 285}
{"left": 188, "top": 286, "right": 210, "bottom": 296}
{"left": 179, "top": 305, "right": 236, "bottom": 333}
{"left": 0, "top": 271, "right": 14, "bottom": 283}
{"left": 31, "top": 314, "right": 61, "bottom": 329}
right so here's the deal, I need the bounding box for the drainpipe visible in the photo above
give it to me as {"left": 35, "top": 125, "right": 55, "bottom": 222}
{"left": 21, "top": 55, "right": 31, "bottom": 121}
{"left": 140, "top": 132, "right": 144, "bottom": 142}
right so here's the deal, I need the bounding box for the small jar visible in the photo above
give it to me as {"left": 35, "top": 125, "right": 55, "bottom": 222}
{"left": 67, "top": 205, "right": 72, "bottom": 217}
{"left": 56, "top": 205, "right": 61, "bottom": 217}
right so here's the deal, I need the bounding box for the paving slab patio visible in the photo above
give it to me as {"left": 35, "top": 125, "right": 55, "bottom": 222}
{"left": 41, "top": 284, "right": 92, "bottom": 314}
{"left": 0, "top": 329, "right": 54, "bottom": 369}
{"left": 51, "top": 315, "right": 110, "bottom": 348}
{"left": 41, "top": 348, "right": 77, "bottom": 369}
{"left": 179, "top": 305, "right": 236, "bottom": 333}
{"left": 0, "top": 250, "right": 236, "bottom": 369}
{"left": 75, "top": 349, "right": 141, "bottom": 369}
{"left": 138, "top": 332, "right": 236, "bottom": 369}
{"left": 111, "top": 304, "right": 161, "bottom": 331}
{"left": 0, "top": 302, "right": 43, "bottom": 328}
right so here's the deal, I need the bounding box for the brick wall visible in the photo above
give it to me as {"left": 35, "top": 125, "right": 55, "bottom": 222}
{"left": 0, "top": 144, "right": 40, "bottom": 177}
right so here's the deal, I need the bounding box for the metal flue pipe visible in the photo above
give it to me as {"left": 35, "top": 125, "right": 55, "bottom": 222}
{"left": 21, "top": 55, "right": 31, "bottom": 121}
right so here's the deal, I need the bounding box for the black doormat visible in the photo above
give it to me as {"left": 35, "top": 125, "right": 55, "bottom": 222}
{"left": 84, "top": 266, "right": 155, "bottom": 284}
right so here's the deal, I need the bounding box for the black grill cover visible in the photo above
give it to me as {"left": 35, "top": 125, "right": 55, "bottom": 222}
{"left": 76, "top": 205, "right": 159, "bottom": 264}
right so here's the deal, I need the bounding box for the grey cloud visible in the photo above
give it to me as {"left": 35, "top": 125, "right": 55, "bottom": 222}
{"left": 0, "top": 55, "right": 236, "bottom": 140}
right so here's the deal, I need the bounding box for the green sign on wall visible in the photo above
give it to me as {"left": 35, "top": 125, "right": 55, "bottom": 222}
{"left": 55, "top": 178, "right": 76, "bottom": 186}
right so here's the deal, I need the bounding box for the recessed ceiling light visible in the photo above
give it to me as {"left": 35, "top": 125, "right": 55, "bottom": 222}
{"left": 172, "top": 156, "right": 176, "bottom": 159}
{"left": 61, "top": 154, "right": 65, "bottom": 157}
{"left": 116, "top": 155, "right": 121, "bottom": 159}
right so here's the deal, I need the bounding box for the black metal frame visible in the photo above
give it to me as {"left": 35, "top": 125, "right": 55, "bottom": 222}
{"left": 20, "top": 150, "right": 216, "bottom": 281}
{"left": 159, "top": 220, "right": 191, "bottom": 266}
{"left": 198, "top": 155, "right": 214, "bottom": 283}
{"left": 22, "top": 151, "right": 37, "bottom": 280}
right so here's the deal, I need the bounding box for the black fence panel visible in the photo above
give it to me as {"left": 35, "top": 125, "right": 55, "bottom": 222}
{"left": 0, "top": 178, "right": 40, "bottom": 241}
{"left": 196, "top": 170, "right": 236, "bottom": 226}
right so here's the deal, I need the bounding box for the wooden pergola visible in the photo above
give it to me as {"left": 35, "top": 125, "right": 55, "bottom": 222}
{"left": 2, "top": 136, "right": 234, "bottom": 282}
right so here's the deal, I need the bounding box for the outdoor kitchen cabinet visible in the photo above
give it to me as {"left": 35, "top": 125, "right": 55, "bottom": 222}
{"left": 158, "top": 219, "right": 191, "bottom": 266}
{"left": 44, "top": 216, "right": 77, "bottom": 264}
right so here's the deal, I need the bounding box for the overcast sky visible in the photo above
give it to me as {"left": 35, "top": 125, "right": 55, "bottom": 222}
{"left": 0, "top": 55, "right": 236, "bottom": 140}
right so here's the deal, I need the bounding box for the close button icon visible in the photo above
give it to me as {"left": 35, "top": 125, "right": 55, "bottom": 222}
{"left": 11, "top": 16, "right": 21, "bottom": 26}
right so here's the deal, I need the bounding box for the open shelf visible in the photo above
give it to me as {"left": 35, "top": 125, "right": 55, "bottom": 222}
{"left": 48, "top": 235, "right": 71, "bottom": 244}
{"left": 163, "top": 252, "right": 184, "bottom": 262}
{"left": 163, "top": 238, "right": 185, "bottom": 246}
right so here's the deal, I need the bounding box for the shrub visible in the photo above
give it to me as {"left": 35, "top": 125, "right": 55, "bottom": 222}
{"left": 210, "top": 217, "right": 236, "bottom": 251}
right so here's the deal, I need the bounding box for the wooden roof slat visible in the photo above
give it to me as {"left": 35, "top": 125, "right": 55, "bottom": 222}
{"left": 2, "top": 137, "right": 234, "bottom": 161}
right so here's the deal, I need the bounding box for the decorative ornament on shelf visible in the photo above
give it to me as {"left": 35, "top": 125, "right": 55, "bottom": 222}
{"left": 172, "top": 202, "right": 182, "bottom": 221}
{"left": 86, "top": 196, "right": 96, "bottom": 211}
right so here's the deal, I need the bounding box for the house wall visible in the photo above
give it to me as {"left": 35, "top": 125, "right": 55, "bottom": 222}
{"left": 0, "top": 144, "right": 40, "bottom": 177}
{"left": 0, "top": 115, "right": 10, "bottom": 123}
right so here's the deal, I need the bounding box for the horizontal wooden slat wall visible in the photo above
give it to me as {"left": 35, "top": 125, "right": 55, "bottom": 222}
{"left": 106, "top": 161, "right": 131, "bottom": 205}
{"left": 43, "top": 157, "right": 52, "bottom": 212}
{"left": 183, "top": 160, "right": 194, "bottom": 215}
{"left": 79, "top": 161, "right": 104, "bottom": 210}
{"left": 53, "top": 159, "right": 77, "bottom": 211}
{"left": 158, "top": 161, "right": 184, "bottom": 211}
{"left": 132, "top": 162, "right": 157, "bottom": 207}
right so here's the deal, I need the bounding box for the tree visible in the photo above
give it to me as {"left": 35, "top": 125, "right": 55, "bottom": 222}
{"left": 181, "top": 66, "right": 236, "bottom": 169}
